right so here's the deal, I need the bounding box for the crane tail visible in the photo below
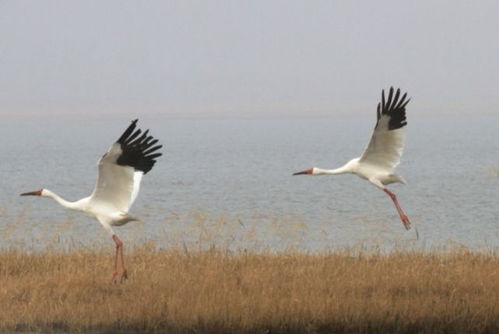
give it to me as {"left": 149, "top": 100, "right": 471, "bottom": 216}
{"left": 394, "top": 175, "right": 407, "bottom": 185}
{"left": 111, "top": 214, "right": 143, "bottom": 226}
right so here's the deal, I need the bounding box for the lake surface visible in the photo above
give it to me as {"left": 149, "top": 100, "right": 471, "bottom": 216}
{"left": 1, "top": 116, "right": 498, "bottom": 252}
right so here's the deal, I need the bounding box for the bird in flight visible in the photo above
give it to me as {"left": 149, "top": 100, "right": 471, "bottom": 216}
{"left": 21, "top": 119, "right": 162, "bottom": 283}
{"left": 293, "top": 87, "right": 416, "bottom": 235}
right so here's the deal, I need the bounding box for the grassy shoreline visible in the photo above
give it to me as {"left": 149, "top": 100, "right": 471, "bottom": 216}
{"left": 1, "top": 248, "right": 498, "bottom": 333}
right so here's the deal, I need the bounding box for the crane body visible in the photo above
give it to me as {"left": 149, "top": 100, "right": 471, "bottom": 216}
{"left": 21, "top": 119, "right": 162, "bottom": 283}
{"left": 294, "top": 87, "right": 415, "bottom": 235}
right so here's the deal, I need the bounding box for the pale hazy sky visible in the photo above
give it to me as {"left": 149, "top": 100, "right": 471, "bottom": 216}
{"left": 1, "top": 1, "right": 499, "bottom": 119}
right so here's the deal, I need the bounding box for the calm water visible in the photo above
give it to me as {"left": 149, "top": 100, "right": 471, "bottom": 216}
{"left": 1, "top": 116, "right": 498, "bottom": 252}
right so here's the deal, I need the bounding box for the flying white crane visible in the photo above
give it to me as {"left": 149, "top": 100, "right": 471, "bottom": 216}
{"left": 293, "top": 87, "right": 416, "bottom": 235}
{"left": 21, "top": 119, "right": 162, "bottom": 283}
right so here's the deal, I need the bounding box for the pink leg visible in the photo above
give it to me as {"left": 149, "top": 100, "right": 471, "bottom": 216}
{"left": 383, "top": 189, "right": 411, "bottom": 230}
{"left": 111, "top": 235, "right": 128, "bottom": 283}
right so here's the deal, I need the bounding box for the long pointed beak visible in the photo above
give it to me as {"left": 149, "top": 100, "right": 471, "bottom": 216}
{"left": 20, "top": 189, "right": 42, "bottom": 196}
{"left": 293, "top": 168, "right": 313, "bottom": 176}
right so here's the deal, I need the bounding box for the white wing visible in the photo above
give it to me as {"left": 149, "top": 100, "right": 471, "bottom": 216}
{"left": 130, "top": 172, "right": 143, "bottom": 205}
{"left": 359, "top": 87, "right": 410, "bottom": 172}
{"left": 90, "top": 119, "right": 162, "bottom": 213}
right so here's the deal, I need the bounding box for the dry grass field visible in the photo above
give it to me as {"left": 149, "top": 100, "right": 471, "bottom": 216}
{"left": 0, "top": 247, "right": 498, "bottom": 333}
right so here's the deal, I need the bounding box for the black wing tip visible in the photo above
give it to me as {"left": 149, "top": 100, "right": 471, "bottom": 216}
{"left": 379, "top": 87, "right": 410, "bottom": 130}
{"left": 117, "top": 118, "right": 140, "bottom": 144}
{"left": 116, "top": 119, "right": 163, "bottom": 174}
{"left": 380, "top": 86, "right": 410, "bottom": 111}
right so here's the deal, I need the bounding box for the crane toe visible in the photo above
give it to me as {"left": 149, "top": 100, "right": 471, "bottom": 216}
{"left": 120, "top": 269, "right": 128, "bottom": 282}
{"left": 111, "top": 271, "right": 119, "bottom": 284}
{"left": 401, "top": 215, "right": 411, "bottom": 230}
{"left": 110, "top": 269, "right": 128, "bottom": 284}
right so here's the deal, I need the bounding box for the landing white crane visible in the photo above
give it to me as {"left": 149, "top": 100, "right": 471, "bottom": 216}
{"left": 293, "top": 87, "right": 416, "bottom": 236}
{"left": 21, "top": 119, "right": 162, "bottom": 283}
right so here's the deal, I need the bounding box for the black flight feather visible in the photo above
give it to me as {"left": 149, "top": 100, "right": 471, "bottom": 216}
{"left": 375, "top": 87, "right": 410, "bottom": 130}
{"left": 115, "top": 119, "right": 163, "bottom": 174}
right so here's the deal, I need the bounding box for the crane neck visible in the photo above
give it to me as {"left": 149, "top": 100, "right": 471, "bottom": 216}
{"left": 314, "top": 166, "right": 349, "bottom": 175}
{"left": 42, "top": 189, "right": 81, "bottom": 210}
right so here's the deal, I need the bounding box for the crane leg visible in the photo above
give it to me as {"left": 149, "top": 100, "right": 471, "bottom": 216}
{"left": 383, "top": 189, "right": 411, "bottom": 230}
{"left": 111, "top": 234, "right": 128, "bottom": 283}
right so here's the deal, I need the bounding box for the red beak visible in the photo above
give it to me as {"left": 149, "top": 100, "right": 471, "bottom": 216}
{"left": 293, "top": 168, "right": 313, "bottom": 176}
{"left": 20, "top": 189, "right": 43, "bottom": 196}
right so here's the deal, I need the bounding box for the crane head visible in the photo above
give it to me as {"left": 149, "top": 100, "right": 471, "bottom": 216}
{"left": 20, "top": 189, "right": 44, "bottom": 196}
{"left": 292, "top": 168, "right": 315, "bottom": 175}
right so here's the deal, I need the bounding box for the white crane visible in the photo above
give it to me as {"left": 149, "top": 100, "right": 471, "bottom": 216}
{"left": 21, "top": 119, "right": 162, "bottom": 283}
{"left": 293, "top": 87, "right": 416, "bottom": 235}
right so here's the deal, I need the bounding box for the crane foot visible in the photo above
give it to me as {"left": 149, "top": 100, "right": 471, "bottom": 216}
{"left": 111, "top": 270, "right": 128, "bottom": 284}
{"left": 120, "top": 269, "right": 128, "bottom": 282}
{"left": 401, "top": 215, "right": 411, "bottom": 230}
{"left": 111, "top": 271, "right": 119, "bottom": 284}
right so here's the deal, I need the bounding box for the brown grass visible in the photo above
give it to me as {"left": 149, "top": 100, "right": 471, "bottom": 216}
{"left": 0, "top": 248, "right": 498, "bottom": 333}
